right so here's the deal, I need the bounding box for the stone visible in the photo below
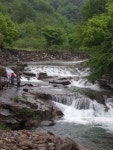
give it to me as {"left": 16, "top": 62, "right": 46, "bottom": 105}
{"left": 23, "top": 71, "right": 36, "bottom": 77}
{"left": 40, "top": 121, "right": 55, "bottom": 127}
{"left": 38, "top": 72, "right": 48, "bottom": 80}
{"left": 23, "top": 88, "right": 28, "bottom": 92}
{"left": 38, "top": 147, "right": 47, "bottom": 150}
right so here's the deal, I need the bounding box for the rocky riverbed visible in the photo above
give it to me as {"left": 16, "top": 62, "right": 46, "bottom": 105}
{"left": 0, "top": 129, "right": 89, "bottom": 150}
{"left": 0, "top": 50, "right": 90, "bottom": 150}
{"left": 0, "top": 80, "right": 89, "bottom": 150}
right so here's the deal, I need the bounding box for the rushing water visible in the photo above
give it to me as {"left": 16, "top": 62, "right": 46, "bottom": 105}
{"left": 8, "top": 60, "right": 113, "bottom": 150}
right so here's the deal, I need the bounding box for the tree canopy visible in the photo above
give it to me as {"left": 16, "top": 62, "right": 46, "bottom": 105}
{"left": 50, "top": 0, "right": 83, "bottom": 22}
{"left": 0, "top": 14, "right": 18, "bottom": 47}
{"left": 71, "top": 0, "right": 113, "bottom": 80}
{"left": 0, "top": 0, "right": 77, "bottom": 50}
{"left": 42, "top": 26, "right": 65, "bottom": 50}
{"left": 82, "top": 0, "right": 107, "bottom": 21}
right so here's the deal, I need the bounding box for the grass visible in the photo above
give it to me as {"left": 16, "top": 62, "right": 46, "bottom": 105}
{"left": 22, "top": 94, "right": 28, "bottom": 100}
{"left": 10, "top": 96, "right": 20, "bottom": 102}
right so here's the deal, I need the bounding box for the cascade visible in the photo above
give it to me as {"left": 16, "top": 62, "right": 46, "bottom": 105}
{"left": 12, "top": 61, "right": 113, "bottom": 133}
{"left": 54, "top": 94, "right": 113, "bottom": 127}
{"left": 51, "top": 94, "right": 75, "bottom": 105}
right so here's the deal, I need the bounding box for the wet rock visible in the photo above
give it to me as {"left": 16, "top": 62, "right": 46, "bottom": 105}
{"left": 11, "top": 62, "right": 27, "bottom": 74}
{"left": 0, "top": 109, "right": 12, "bottom": 117}
{"left": 11, "top": 66, "right": 23, "bottom": 74}
{"left": 98, "top": 79, "right": 112, "bottom": 89}
{"left": 38, "top": 72, "right": 48, "bottom": 80}
{"left": 0, "top": 88, "right": 63, "bottom": 130}
{"left": 40, "top": 120, "right": 55, "bottom": 127}
{"left": 79, "top": 88, "right": 106, "bottom": 106}
{"left": 35, "top": 93, "right": 51, "bottom": 100}
{"left": 5, "top": 119, "right": 19, "bottom": 130}
{"left": 23, "top": 71, "right": 36, "bottom": 77}
{"left": 23, "top": 88, "right": 28, "bottom": 92}
{"left": 24, "top": 83, "right": 34, "bottom": 87}
{"left": 49, "top": 80, "right": 71, "bottom": 85}
{"left": 53, "top": 109, "right": 64, "bottom": 119}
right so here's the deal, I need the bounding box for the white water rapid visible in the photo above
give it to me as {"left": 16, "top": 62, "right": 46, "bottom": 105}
{"left": 24, "top": 61, "right": 113, "bottom": 133}
{"left": 55, "top": 99, "right": 113, "bottom": 132}
{"left": 7, "top": 60, "right": 113, "bottom": 133}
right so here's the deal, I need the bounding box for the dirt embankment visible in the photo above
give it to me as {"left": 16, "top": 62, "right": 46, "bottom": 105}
{"left": 0, "top": 49, "right": 87, "bottom": 65}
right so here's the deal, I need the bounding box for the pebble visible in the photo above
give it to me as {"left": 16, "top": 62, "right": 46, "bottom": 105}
{"left": 0, "top": 130, "right": 58, "bottom": 150}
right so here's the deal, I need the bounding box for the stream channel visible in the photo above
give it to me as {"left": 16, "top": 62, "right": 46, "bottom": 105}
{"left": 19, "top": 60, "right": 113, "bottom": 150}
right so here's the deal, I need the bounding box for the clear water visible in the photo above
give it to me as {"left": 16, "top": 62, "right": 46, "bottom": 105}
{"left": 41, "top": 122, "right": 113, "bottom": 150}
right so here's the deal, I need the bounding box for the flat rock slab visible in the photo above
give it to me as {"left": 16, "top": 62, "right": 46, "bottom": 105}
{"left": 0, "top": 109, "right": 12, "bottom": 116}
{"left": 40, "top": 121, "right": 55, "bottom": 127}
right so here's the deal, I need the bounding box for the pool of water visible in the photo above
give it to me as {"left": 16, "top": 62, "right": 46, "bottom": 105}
{"left": 41, "top": 122, "right": 113, "bottom": 150}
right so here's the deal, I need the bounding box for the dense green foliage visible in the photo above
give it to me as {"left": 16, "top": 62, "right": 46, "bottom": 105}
{"left": 0, "top": 14, "right": 18, "bottom": 47}
{"left": 50, "top": 0, "right": 83, "bottom": 23}
{"left": 0, "top": 0, "right": 80, "bottom": 50}
{"left": 42, "top": 26, "right": 65, "bottom": 50}
{"left": 82, "top": 0, "right": 107, "bottom": 21}
{"left": 72, "top": 0, "right": 113, "bottom": 80}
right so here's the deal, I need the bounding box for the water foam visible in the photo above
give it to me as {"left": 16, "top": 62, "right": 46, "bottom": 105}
{"left": 54, "top": 100, "right": 113, "bottom": 133}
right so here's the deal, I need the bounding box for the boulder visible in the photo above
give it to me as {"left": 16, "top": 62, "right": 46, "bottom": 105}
{"left": 23, "top": 71, "right": 36, "bottom": 77}
{"left": 98, "top": 79, "right": 112, "bottom": 89}
{"left": 38, "top": 72, "right": 48, "bottom": 79}
{"left": 0, "top": 88, "right": 63, "bottom": 130}
{"left": 35, "top": 92, "right": 51, "bottom": 100}
{"left": 49, "top": 80, "right": 71, "bottom": 85}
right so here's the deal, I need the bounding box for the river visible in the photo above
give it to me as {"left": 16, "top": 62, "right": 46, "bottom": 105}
{"left": 19, "top": 60, "right": 113, "bottom": 150}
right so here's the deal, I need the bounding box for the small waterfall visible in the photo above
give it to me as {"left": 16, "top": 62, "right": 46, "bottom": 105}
{"left": 51, "top": 94, "right": 76, "bottom": 105}
{"left": 54, "top": 94, "right": 113, "bottom": 129}
{"left": 52, "top": 92, "right": 101, "bottom": 111}
{"left": 73, "top": 97, "right": 91, "bottom": 110}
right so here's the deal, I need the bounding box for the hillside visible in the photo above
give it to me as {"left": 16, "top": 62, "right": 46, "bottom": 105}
{"left": 0, "top": 0, "right": 83, "bottom": 50}
{"left": 0, "top": 0, "right": 82, "bottom": 50}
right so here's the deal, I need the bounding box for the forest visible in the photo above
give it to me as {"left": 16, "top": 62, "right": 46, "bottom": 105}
{"left": 0, "top": 0, "right": 82, "bottom": 51}
{"left": 0, "top": 0, "right": 113, "bottom": 81}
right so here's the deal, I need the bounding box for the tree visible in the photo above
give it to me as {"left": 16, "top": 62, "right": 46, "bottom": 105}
{"left": 0, "top": 14, "right": 18, "bottom": 48}
{"left": 68, "top": 23, "right": 84, "bottom": 51}
{"left": 0, "top": 0, "right": 74, "bottom": 50}
{"left": 82, "top": 14, "right": 112, "bottom": 50}
{"left": 80, "top": 2, "right": 113, "bottom": 80}
{"left": 42, "top": 26, "right": 64, "bottom": 50}
{"left": 82, "top": 0, "right": 107, "bottom": 21}
{"left": 72, "top": 0, "right": 113, "bottom": 81}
